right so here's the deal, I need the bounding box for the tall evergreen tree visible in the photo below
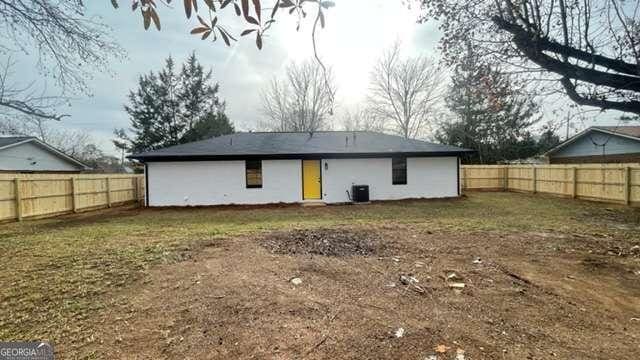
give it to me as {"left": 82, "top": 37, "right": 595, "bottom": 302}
{"left": 179, "top": 53, "right": 223, "bottom": 133}
{"left": 435, "top": 45, "right": 542, "bottom": 164}
{"left": 182, "top": 112, "right": 235, "bottom": 143}
{"left": 114, "top": 53, "right": 232, "bottom": 153}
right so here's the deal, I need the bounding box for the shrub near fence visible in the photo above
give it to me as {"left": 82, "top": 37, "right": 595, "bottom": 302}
{"left": 0, "top": 173, "right": 145, "bottom": 222}
{"left": 461, "top": 164, "right": 640, "bottom": 206}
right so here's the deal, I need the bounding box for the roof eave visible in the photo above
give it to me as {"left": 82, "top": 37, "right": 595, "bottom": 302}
{"left": 0, "top": 138, "right": 34, "bottom": 151}
{"left": 129, "top": 150, "right": 474, "bottom": 162}
{"left": 544, "top": 127, "right": 640, "bottom": 157}
{"left": 29, "top": 138, "right": 91, "bottom": 169}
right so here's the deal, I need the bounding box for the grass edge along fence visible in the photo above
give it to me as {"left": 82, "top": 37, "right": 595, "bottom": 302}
{"left": 461, "top": 164, "right": 640, "bottom": 206}
{"left": 0, "top": 173, "right": 145, "bottom": 222}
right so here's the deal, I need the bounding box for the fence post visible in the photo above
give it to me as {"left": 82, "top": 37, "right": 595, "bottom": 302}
{"left": 624, "top": 166, "right": 631, "bottom": 205}
{"left": 572, "top": 167, "right": 577, "bottom": 199}
{"left": 71, "top": 177, "right": 78, "bottom": 213}
{"left": 132, "top": 177, "right": 138, "bottom": 204}
{"left": 462, "top": 167, "right": 467, "bottom": 191}
{"left": 106, "top": 177, "right": 112, "bottom": 208}
{"left": 531, "top": 166, "right": 537, "bottom": 194}
{"left": 503, "top": 166, "right": 508, "bottom": 191}
{"left": 14, "top": 178, "right": 22, "bottom": 221}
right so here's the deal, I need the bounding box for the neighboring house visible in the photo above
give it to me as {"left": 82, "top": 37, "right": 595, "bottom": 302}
{"left": 544, "top": 126, "right": 640, "bottom": 164}
{"left": 130, "top": 131, "right": 472, "bottom": 206}
{"left": 0, "top": 137, "right": 89, "bottom": 172}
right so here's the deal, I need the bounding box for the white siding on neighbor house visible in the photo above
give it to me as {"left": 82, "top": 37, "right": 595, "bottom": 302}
{"left": 0, "top": 142, "right": 80, "bottom": 171}
{"left": 147, "top": 157, "right": 459, "bottom": 206}
{"left": 321, "top": 157, "right": 459, "bottom": 203}
{"left": 147, "top": 160, "right": 303, "bottom": 206}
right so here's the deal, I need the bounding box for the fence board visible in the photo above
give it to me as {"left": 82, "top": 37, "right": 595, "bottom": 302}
{"left": 0, "top": 173, "right": 144, "bottom": 222}
{"left": 462, "top": 163, "right": 640, "bottom": 206}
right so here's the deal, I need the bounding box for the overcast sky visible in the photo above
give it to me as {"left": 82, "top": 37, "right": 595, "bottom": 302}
{"left": 9, "top": 1, "right": 634, "bottom": 155}
{"left": 42, "top": 1, "right": 439, "bottom": 154}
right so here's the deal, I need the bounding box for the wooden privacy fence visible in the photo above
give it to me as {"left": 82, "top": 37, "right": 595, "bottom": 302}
{"left": 461, "top": 164, "right": 640, "bottom": 206}
{"left": 0, "top": 173, "right": 145, "bottom": 222}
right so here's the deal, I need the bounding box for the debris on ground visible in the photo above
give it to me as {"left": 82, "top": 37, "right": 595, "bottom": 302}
{"left": 399, "top": 274, "right": 419, "bottom": 285}
{"left": 399, "top": 273, "right": 426, "bottom": 294}
{"left": 445, "top": 271, "right": 463, "bottom": 282}
{"left": 260, "top": 228, "right": 381, "bottom": 257}
{"left": 424, "top": 355, "right": 438, "bottom": 360}
{"left": 472, "top": 258, "right": 483, "bottom": 264}
{"left": 394, "top": 327, "right": 405, "bottom": 338}
{"left": 435, "top": 344, "right": 450, "bottom": 353}
{"left": 443, "top": 271, "right": 466, "bottom": 293}
{"left": 455, "top": 348, "right": 466, "bottom": 360}
{"left": 290, "top": 277, "right": 303, "bottom": 285}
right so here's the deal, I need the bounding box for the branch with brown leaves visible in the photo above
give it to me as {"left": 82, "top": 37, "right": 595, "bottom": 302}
{"left": 113, "top": 0, "right": 335, "bottom": 50}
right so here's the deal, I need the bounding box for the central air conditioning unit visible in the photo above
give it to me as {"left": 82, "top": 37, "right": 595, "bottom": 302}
{"left": 351, "top": 185, "right": 370, "bottom": 203}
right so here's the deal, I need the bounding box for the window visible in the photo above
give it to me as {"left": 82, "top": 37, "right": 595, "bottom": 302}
{"left": 392, "top": 157, "right": 407, "bottom": 185}
{"left": 246, "top": 160, "right": 262, "bottom": 188}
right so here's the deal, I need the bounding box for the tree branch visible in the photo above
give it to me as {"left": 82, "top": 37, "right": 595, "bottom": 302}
{"left": 0, "top": 99, "right": 68, "bottom": 121}
{"left": 492, "top": 16, "right": 640, "bottom": 76}
{"left": 560, "top": 77, "right": 640, "bottom": 113}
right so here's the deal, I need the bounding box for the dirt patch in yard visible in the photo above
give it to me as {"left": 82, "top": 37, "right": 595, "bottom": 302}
{"left": 6, "top": 193, "right": 640, "bottom": 359}
{"left": 85, "top": 225, "right": 640, "bottom": 360}
{"left": 260, "top": 228, "right": 383, "bottom": 257}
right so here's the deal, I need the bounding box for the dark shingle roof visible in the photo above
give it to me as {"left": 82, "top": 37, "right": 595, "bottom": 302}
{"left": 130, "top": 131, "right": 472, "bottom": 161}
{"left": 0, "top": 136, "right": 34, "bottom": 148}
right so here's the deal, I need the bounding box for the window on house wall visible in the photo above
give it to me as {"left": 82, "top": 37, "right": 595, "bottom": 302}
{"left": 246, "top": 160, "right": 262, "bottom": 188}
{"left": 392, "top": 157, "right": 407, "bottom": 185}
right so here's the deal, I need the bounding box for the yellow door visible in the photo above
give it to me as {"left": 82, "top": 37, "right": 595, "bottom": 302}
{"left": 302, "top": 160, "right": 322, "bottom": 200}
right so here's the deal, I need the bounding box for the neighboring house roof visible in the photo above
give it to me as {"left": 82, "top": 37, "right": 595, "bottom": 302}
{"left": 544, "top": 126, "right": 640, "bottom": 156}
{"left": 0, "top": 136, "right": 90, "bottom": 170}
{"left": 593, "top": 126, "right": 640, "bottom": 138}
{"left": 0, "top": 136, "right": 33, "bottom": 148}
{"left": 129, "top": 131, "right": 473, "bottom": 161}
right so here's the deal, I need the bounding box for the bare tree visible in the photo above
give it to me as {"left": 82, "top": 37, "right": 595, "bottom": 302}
{"left": 420, "top": 0, "right": 640, "bottom": 115}
{"left": 340, "top": 107, "right": 385, "bottom": 133}
{"left": 367, "top": 43, "right": 447, "bottom": 139}
{"left": 0, "top": 0, "right": 122, "bottom": 121}
{"left": 260, "top": 60, "right": 336, "bottom": 132}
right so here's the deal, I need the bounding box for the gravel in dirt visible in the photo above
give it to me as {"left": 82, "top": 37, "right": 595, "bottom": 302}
{"left": 260, "top": 228, "right": 383, "bottom": 257}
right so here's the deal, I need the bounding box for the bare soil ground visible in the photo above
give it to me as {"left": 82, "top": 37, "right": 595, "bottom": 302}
{"left": 92, "top": 225, "right": 640, "bottom": 359}
{"left": 2, "top": 193, "right": 640, "bottom": 359}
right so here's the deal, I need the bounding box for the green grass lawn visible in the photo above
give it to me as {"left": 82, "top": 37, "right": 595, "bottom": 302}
{"left": 0, "top": 192, "right": 638, "bottom": 351}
